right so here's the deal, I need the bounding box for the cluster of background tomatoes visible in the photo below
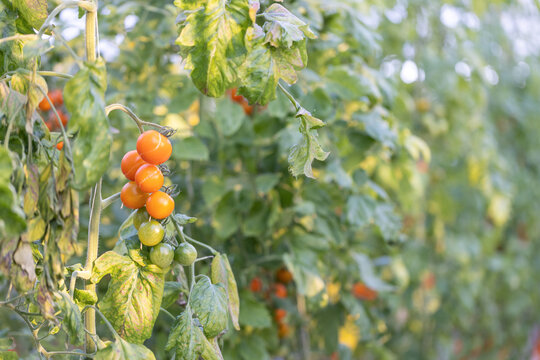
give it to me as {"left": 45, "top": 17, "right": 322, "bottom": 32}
{"left": 119, "top": 130, "right": 198, "bottom": 268}
{"left": 38, "top": 89, "right": 68, "bottom": 131}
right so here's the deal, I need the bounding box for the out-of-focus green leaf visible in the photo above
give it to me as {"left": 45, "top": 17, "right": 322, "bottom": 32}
{"left": 55, "top": 291, "right": 85, "bottom": 346}
{"left": 95, "top": 336, "right": 156, "bottom": 360}
{"left": 172, "top": 136, "right": 209, "bottom": 161}
{"left": 64, "top": 59, "right": 111, "bottom": 190}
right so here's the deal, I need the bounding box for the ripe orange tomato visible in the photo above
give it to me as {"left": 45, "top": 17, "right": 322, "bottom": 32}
{"left": 48, "top": 89, "right": 63, "bottom": 106}
{"left": 276, "top": 268, "right": 293, "bottom": 284}
{"left": 250, "top": 277, "right": 263, "bottom": 293}
{"left": 351, "top": 282, "right": 378, "bottom": 301}
{"left": 48, "top": 110, "right": 68, "bottom": 128}
{"left": 278, "top": 323, "right": 290, "bottom": 338}
{"left": 120, "top": 181, "right": 149, "bottom": 209}
{"left": 274, "top": 308, "right": 287, "bottom": 323}
{"left": 121, "top": 150, "right": 147, "bottom": 181}
{"left": 56, "top": 141, "right": 64, "bottom": 150}
{"left": 241, "top": 102, "right": 254, "bottom": 116}
{"left": 274, "top": 283, "right": 287, "bottom": 299}
{"left": 136, "top": 130, "right": 172, "bottom": 165}
{"left": 135, "top": 164, "right": 164, "bottom": 193}
{"left": 146, "top": 191, "right": 174, "bottom": 219}
{"left": 38, "top": 97, "right": 51, "bottom": 111}
{"left": 229, "top": 88, "right": 245, "bottom": 103}
{"left": 45, "top": 120, "right": 54, "bottom": 131}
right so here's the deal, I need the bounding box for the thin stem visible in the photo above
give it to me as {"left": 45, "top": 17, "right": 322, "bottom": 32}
{"left": 160, "top": 307, "right": 176, "bottom": 321}
{"left": 105, "top": 104, "right": 144, "bottom": 133}
{"left": 105, "top": 103, "right": 170, "bottom": 133}
{"left": 88, "top": 305, "right": 118, "bottom": 339}
{"left": 52, "top": 28, "right": 83, "bottom": 63}
{"left": 101, "top": 192, "right": 121, "bottom": 210}
{"left": 189, "top": 263, "right": 196, "bottom": 294}
{"left": 37, "top": 1, "right": 97, "bottom": 38}
{"left": 0, "top": 291, "right": 35, "bottom": 305}
{"left": 85, "top": 180, "right": 102, "bottom": 354}
{"left": 184, "top": 234, "right": 218, "bottom": 255}
{"left": 194, "top": 255, "right": 214, "bottom": 263}
{"left": 38, "top": 71, "right": 73, "bottom": 79}
{"left": 170, "top": 213, "right": 218, "bottom": 254}
{"left": 0, "top": 34, "right": 37, "bottom": 44}
{"left": 278, "top": 82, "right": 301, "bottom": 111}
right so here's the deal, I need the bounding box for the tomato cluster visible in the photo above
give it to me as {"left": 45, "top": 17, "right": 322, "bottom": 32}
{"left": 228, "top": 88, "right": 254, "bottom": 116}
{"left": 249, "top": 267, "right": 295, "bottom": 339}
{"left": 38, "top": 89, "right": 69, "bottom": 132}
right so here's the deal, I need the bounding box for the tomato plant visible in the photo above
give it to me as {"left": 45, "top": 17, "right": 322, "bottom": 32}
{"left": 1, "top": 0, "right": 540, "bottom": 359}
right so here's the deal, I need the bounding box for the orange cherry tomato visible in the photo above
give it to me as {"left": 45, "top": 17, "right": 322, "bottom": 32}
{"left": 274, "top": 308, "right": 287, "bottom": 323}
{"left": 48, "top": 89, "right": 63, "bottom": 106}
{"left": 56, "top": 141, "right": 64, "bottom": 150}
{"left": 278, "top": 323, "right": 290, "bottom": 338}
{"left": 48, "top": 110, "right": 68, "bottom": 128}
{"left": 274, "top": 283, "right": 287, "bottom": 299}
{"left": 135, "top": 164, "right": 164, "bottom": 193}
{"left": 45, "top": 120, "right": 54, "bottom": 131}
{"left": 276, "top": 268, "right": 293, "bottom": 284}
{"left": 229, "top": 88, "right": 244, "bottom": 104}
{"left": 38, "top": 97, "right": 51, "bottom": 111}
{"left": 241, "top": 102, "right": 254, "bottom": 116}
{"left": 120, "top": 181, "right": 149, "bottom": 209}
{"left": 250, "top": 277, "right": 263, "bottom": 293}
{"left": 146, "top": 191, "right": 174, "bottom": 219}
{"left": 136, "top": 130, "right": 172, "bottom": 165}
{"left": 351, "top": 282, "right": 378, "bottom": 301}
{"left": 121, "top": 150, "right": 147, "bottom": 181}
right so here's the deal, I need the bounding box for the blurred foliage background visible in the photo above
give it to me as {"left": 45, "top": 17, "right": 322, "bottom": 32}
{"left": 2, "top": 0, "right": 540, "bottom": 359}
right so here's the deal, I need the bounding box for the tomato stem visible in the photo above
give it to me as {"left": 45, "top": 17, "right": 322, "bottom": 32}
{"left": 101, "top": 192, "right": 121, "bottom": 210}
{"left": 105, "top": 103, "right": 169, "bottom": 134}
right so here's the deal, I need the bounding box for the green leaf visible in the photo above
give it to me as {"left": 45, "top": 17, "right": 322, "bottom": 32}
{"left": 172, "top": 136, "right": 209, "bottom": 161}
{"left": 262, "top": 4, "right": 316, "bottom": 48}
{"left": 13, "top": 0, "right": 47, "bottom": 29}
{"left": 190, "top": 275, "right": 228, "bottom": 338}
{"left": 165, "top": 308, "right": 220, "bottom": 360}
{"left": 73, "top": 288, "right": 98, "bottom": 308}
{"left": 238, "top": 291, "right": 271, "bottom": 329}
{"left": 238, "top": 26, "right": 308, "bottom": 105}
{"left": 213, "top": 192, "right": 239, "bottom": 239}
{"left": 55, "top": 291, "right": 85, "bottom": 346}
{"left": 288, "top": 112, "right": 329, "bottom": 178}
{"left": 346, "top": 195, "right": 376, "bottom": 228}
{"left": 255, "top": 173, "right": 280, "bottom": 194}
{"left": 91, "top": 251, "right": 165, "bottom": 343}
{"left": 373, "top": 203, "right": 402, "bottom": 241}
{"left": 10, "top": 72, "right": 47, "bottom": 110}
{"left": 238, "top": 334, "right": 270, "bottom": 360}
{"left": 175, "top": 0, "right": 251, "bottom": 97}
{"left": 352, "top": 253, "right": 394, "bottom": 292}
{"left": 95, "top": 336, "right": 156, "bottom": 360}
{"left": 214, "top": 99, "right": 245, "bottom": 136}
{"left": 0, "top": 148, "right": 25, "bottom": 238}
{"left": 161, "top": 281, "right": 184, "bottom": 308}
{"left": 211, "top": 254, "right": 240, "bottom": 330}
{"left": 354, "top": 111, "right": 396, "bottom": 148}
{"left": 173, "top": 213, "right": 197, "bottom": 225}
{"left": 283, "top": 252, "right": 325, "bottom": 297}
{"left": 64, "top": 58, "right": 112, "bottom": 190}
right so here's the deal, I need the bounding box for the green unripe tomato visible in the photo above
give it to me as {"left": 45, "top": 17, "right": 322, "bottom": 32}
{"left": 138, "top": 220, "right": 164, "bottom": 246}
{"left": 149, "top": 243, "right": 174, "bottom": 268}
{"left": 174, "top": 242, "right": 197, "bottom": 266}
{"left": 133, "top": 208, "right": 150, "bottom": 230}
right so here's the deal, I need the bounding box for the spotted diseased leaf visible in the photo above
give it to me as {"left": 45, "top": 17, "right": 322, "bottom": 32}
{"left": 238, "top": 26, "right": 308, "bottom": 104}
{"left": 166, "top": 308, "right": 221, "bottom": 360}
{"left": 175, "top": 0, "right": 251, "bottom": 97}
{"left": 211, "top": 254, "right": 240, "bottom": 330}
{"left": 262, "top": 4, "right": 315, "bottom": 48}
{"left": 288, "top": 110, "right": 329, "bottom": 178}
{"left": 90, "top": 251, "right": 165, "bottom": 344}
{"left": 190, "top": 275, "right": 228, "bottom": 338}
{"left": 10, "top": 72, "right": 48, "bottom": 111}
{"left": 55, "top": 291, "right": 85, "bottom": 345}
{"left": 95, "top": 336, "right": 156, "bottom": 360}
{"left": 36, "top": 282, "right": 56, "bottom": 320}
{"left": 13, "top": 0, "right": 48, "bottom": 30}
{"left": 64, "top": 58, "right": 112, "bottom": 190}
